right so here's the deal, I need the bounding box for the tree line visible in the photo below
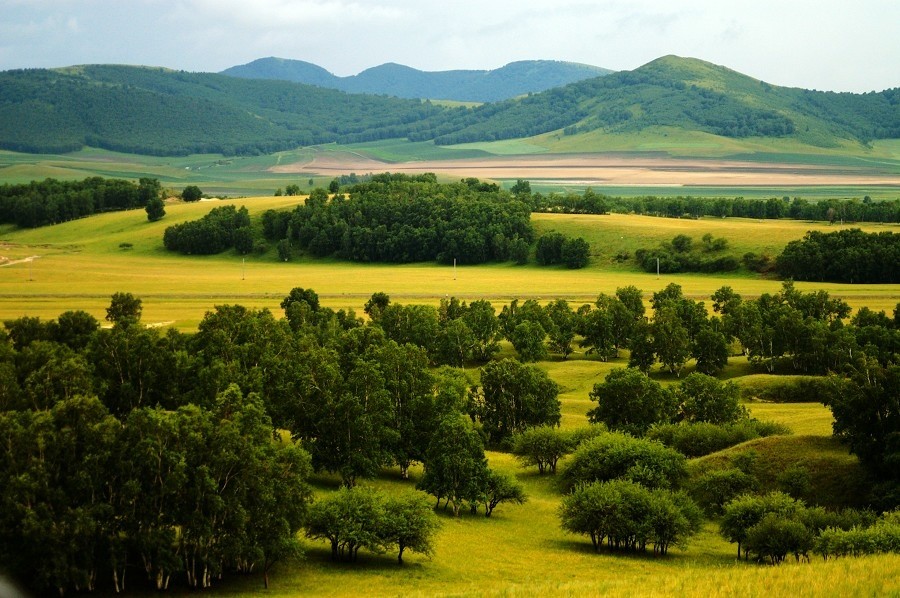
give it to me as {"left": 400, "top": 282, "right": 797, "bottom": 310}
{"left": 775, "top": 228, "right": 900, "bottom": 283}
{"left": 526, "top": 187, "right": 900, "bottom": 224}
{"left": 0, "top": 176, "right": 161, "bottom": 228}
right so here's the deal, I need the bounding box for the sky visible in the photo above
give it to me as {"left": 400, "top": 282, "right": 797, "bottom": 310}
{"left": 1, "top": 0, "right": 899, "bottom": 93}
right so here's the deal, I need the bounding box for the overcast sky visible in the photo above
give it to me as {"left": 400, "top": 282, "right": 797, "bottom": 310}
{"left": 1, "top": 0, "right": 898, "bottom": 93}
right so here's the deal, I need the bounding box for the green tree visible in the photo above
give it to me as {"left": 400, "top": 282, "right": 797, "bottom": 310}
{"left": 105, "top": 291, "right": 142, "bottom": 328}
{"left": 145, "top": 197, "right": 166, "bottom": 221}
{"left": 463, "top": 300, "right": 501, "bottom": 362}
{"left": 588, "top": 368, "right": 675, "bottom": 435}
{"left": 477, "top": 358, "right": 561, "bottom": 444}
{"left": 285, "top": 184, "right": 301, "bottom": 196}
{"left": 418, "top": 414, "right": 489, "bottom": 516}
{"left": 652, "top": 306, "right": 691, "bottom": 375}
{"left": 561, "top": 432, "right": 686, "bottom": 492}
{"left": 379, "top": 491, "right": 441, "bottom": 564}
{"left": 182, "top": 185, "right": 203, "bottom": 202}
{"left": 544, "top": 299, "right": 577, "bottom": 358}
{"left": 481, "top": 470, "right": 527, "bottom": 517}
{"left": 675, "top": 373, "right": 747, "bottom": 425}
{"left": 306, "top": 486, "right": 385, "bottom": 562}
{"left": 511, "top": 425, "right": 574, "bottom": 474}
{"left": 561, "top": 236, "right": 590, "bottom": 268}
{"left": 509, "top": 320, "right": 547, "bottom": 362}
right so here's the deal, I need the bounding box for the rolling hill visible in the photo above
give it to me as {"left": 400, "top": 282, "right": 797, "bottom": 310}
{"left": 220, "top": 57, "right": 613, "bottom": 102}
{"left": 0, "top": 56, "right": 898, "bottom": 157}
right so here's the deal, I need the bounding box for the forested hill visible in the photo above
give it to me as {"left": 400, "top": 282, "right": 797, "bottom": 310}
{"left": 420, "top": 55, "right": 900, "bottom": 146}
{"left": 220, "top": 58, "right": 613, "bottom": 102}
{"left": 1, "top": 56, "right": 898, "bottom": 156}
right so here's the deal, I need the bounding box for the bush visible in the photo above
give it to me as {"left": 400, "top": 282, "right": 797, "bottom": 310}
{"left": 688, "top": 468, "right": 756, "bottom": 516}
{"left": 737, "top": 376, "right": 832, "bottom": 403}
{"left": 646, "top": 419, "right": 789, "bottom": 458}
{"left": 559, "top": 479, "right": 700, "bottom": 555}
{"left": 588, "top": 368, "right": 675, "bottom": 435}
{"left": 561, "top": 432, "right": 686, "bottom": 492}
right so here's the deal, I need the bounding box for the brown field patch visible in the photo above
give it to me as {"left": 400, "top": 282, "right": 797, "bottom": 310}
{"left": 271, "top": 153, "right": 900, "bottom": 186}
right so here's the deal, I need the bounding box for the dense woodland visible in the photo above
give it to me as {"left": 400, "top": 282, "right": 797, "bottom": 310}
{"left": 163, "top": 205, "right": 255, "bottom": 255}
{"left": 1, "top": 279, "right": 899, "bottom": 593}
{"left": 262, "top": 174, "right": 535, "bottom": 264}
{"left": 775, "top": 229, "right": 900, "bottom": 283}
{"left": 2, "top": 56, "right": 899, "bottom": 155}
{"left": 0, "top": 176, "right": 160, "bottom": 228}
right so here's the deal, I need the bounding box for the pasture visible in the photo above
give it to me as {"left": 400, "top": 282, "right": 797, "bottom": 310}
{"left": 1, "top": 197, "right": 898, "bottom": 328}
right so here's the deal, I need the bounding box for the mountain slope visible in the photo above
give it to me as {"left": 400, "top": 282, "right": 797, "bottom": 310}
{"left": 221, "top": 57, "right": 613, "bottom": 102}
{"left": 0, "top": 56, "right": 897, "bottom": 157}
{"left": 420, "top": 56, "right": 900, "bottom": 147}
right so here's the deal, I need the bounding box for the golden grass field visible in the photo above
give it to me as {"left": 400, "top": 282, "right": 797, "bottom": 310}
{"left": 1, "top": 196, "right": 898, "bottom": 328}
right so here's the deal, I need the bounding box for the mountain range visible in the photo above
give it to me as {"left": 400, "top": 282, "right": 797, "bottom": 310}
{"left": 220, "top": 58, "right": 613, "bottom": 103}
{"left": 0, "top": 56, "right": 897, "bottom": 157}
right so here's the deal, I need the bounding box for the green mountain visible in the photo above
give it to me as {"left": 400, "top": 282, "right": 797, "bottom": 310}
{"left": 420, "top": 56, "right": 900, "bottom": 147}
{"left": 220, "top": 57, "right": 613, "bottom": 102}
{"left": 0, "top": 56, "right": 897, "bottom": 157}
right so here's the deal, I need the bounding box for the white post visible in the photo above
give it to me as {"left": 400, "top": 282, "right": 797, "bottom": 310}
{"left": 453, "top": 258, "right": 457, "bottom": 281}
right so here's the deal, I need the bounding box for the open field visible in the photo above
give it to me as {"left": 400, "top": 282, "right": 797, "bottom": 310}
{"left": 3, "top": 142, "right": 900, "bottom": 198}
{"left": 1, "top": 198, "right": 898, "bottom": 328}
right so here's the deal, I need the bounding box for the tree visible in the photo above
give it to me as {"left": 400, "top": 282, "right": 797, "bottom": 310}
{"left": 285, "top": 184, "right": 301, "bottom": 196}
{"left": 588, "top": 368, "right": 675, "bottom": 435}
{"left": 182, "top": 185, "right": 202, "bottom": 202}
{"left": 463, "top": 300, "right": 501, "bottom": 361}
{"left": 511, "top": 425, "right": 575, "bottom": 474}
{"left": 418, "top": 414, "right": 488, "bottom": 516}
{"left": 510, "top": 179, "right": 531, "bottom": 196}
{"left": 435, "top": 318, "right": 474, "bottom": 366}
{"left": 544, "top": 299, "right": 577, "bottom": 358}
{"left": 145, "top": 197, "right": 166, "bottom": 221}
{"left": 477, "top": 358, "right": 561, "bottom": 444}
{"left": 561, "top": 237, "right": 590, "bottom": 269}
{"left": 306, "top": 486, "right": 385, "bottom": 562}
{"left": 720, "top": 492, "right": 803, "bottom": 559}
{"left": 105, "top": 291, "right": 142, "bottom": 328}
{"left": 380, "top": 491, "right": 441, "bottom": 563}
{"left": 509, "top": 320, "right": 547, "bottom": 362}
{"left": 675, "top": 373, "right": 746, "bottom": 425}
{"left": 692, "top": 326, "right": 729, "bottom": 375}
{"left": 559, "top": 479, "right": 697, "bottom": 555}
{"left": 652, "top": 306, "right": 691, "bottom": 375}
{"left": 481, "top": 470, "right": 527, "bottom": 517}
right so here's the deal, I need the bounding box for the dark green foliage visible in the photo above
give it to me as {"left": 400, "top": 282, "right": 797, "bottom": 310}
{"left": 687, "top": 468, "right": 757, "bottom": 516}
{"left": 559, "top": 479, "right": 700, "bottom": 555}
{"left": 105, "top": 291, "right": 142, "bottom": 328}
{"left": 145, "top": 197, "right": 166, "bottom": 221}
{"left": 675, "top": 373, "right": 747, "bottom": 425}
{"left": 509, "top": 320, "right": 548, "bottom": 362}
{"left": 181, "top": 185, "right": 202, "bottom": 202}
{"left": 475, "top": 358, "right": 560, "bottom": 444}
{"left": 535, "top": 232, "right": 590, "bottom": 268}
{"left": 821, "top": 360, "right": 900, "bottom": 488}
{"left": 635, "top": 234, "right": 738, "bottom": 274}
{"left": 163, "top": 205, "right": 253, "bottom": 255}
{"left": 511, "top": 425, "right": 575, "bottom": 474}
{"left": 561, "top": 432, "right": 687, "bottom": 492}
{"left": 0, "top": 176, "right": 158, "bottom": 228}
{"left": 588, "top": 368, "right": 675, "bottom": 435}
{"left": 272, "top": 175, "right": 533, "bottom": 265}
{"left": 776, "top": 229, "right": 900, "bottom": 283}
{"left": 815, "top": 512, "right": 900, "bottom": 559}
{"left": 647, "top": 419, "right": 790, "bottom": 458}
{"left": 418, "top": 414, "right": 489, "bottom": 516}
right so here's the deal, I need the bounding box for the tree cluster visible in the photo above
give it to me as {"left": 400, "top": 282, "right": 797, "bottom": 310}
{"left": 163, "top": 204, "right": 255, "bottom": 255}
{"left": 635, "top": 233, "right": 739, "bottom": 274}
{"left": 306, "top": 487, "right": 440, "bottom": 564}
{"left": 0, "top": 387, "right": 313, "bottom": 594}
{"left": 535, "top": 231, "right": 591, "bottom": 269}
{"left": 0, "top": 176, "right": 160, "bottom": 228}
{"left": 776, "top": 229, "right": 900, "bottom": 283}
{"left": 264, "top": 175, "right": 534, "bottom": 265}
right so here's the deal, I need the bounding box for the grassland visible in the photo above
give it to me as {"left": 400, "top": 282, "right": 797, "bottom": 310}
{"left": 2, "top": 198, "right": 898, "bottom": 328}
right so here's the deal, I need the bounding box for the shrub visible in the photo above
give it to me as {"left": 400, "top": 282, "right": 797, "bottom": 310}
{"left": 561, "top": 432, "right": 686, "bottom": 492}
{"left": 646, "top": 419, "right": 789, "bottom": 458}
{"left": 559, "top": 479, "right": 699, "bottom": 555}
{"left": 687, "top": 468, "right": 756, "bottom": 516}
